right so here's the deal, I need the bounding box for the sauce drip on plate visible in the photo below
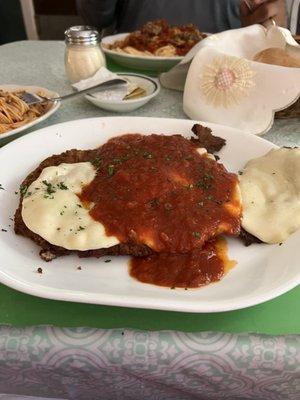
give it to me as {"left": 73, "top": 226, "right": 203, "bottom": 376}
{"left": 130, "top": 238, "right": 235, "bottom": 288}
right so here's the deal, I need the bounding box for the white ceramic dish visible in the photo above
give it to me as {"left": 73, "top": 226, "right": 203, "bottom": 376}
{"left": 85, "top": 73, "right": 160, "bottom": 112}
{"left": 101, "top": 33, "right": 183, "bottom": 72}
{"left": 0, "top": 85, "right": 60, "bottom": 141}
{"left": 0, "top": 117, "right": 299, "bottom": 313}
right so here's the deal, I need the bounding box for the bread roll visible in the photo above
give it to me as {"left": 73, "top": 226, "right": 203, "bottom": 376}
{"left": 253, "top": 47, "right": 300, "bottom": 68}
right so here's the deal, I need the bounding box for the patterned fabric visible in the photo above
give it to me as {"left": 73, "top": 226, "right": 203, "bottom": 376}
{"left": 0, "top": 327, "right": 299, "bottom": 400}
{"left": 200, "top": 56, "right": 255, "bottom": 108}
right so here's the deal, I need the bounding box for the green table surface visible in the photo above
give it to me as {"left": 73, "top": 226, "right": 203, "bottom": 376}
{"left": 0, "top": 40, "right": 299, "bottom": 334}
{"left": 1, "top": 284, "right": 299, "bottom": 334}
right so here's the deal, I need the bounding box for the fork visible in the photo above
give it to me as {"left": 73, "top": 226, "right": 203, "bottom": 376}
{"left": 20, "top": 78, "right": 127, "bottom": 106}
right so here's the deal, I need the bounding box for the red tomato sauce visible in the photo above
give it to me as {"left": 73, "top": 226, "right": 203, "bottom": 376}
{"left": 80, "top": 134, "right": 240, "bottom": 288}
{"left": 130, "top": 238, "right": 235, "bottom": 288}
{"left": 113, "top": 20, "right": 205, "bottom": 56}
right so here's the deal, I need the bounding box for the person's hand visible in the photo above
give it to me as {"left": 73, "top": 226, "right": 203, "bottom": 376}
{"left": 240, "top": 0, "right": 287, "bottom": 27}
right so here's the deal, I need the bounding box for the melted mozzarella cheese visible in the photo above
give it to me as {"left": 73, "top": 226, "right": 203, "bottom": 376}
{"left": 22, "top": 162, "right": 120, "bottom": 251}
{"left": 197, "top": 148, "right": 215, "bottom": 160}
{"left": 22, "top": 149, "right": 215, "bottom": 251}
{"left": 240, "top": 148, "right": 300, "bottom": 244}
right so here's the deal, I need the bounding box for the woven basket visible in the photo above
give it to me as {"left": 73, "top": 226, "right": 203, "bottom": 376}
{"left": 275, "top": 35, "right": 300, "bottom": 119}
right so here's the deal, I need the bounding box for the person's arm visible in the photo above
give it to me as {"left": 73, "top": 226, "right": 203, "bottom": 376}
{"left": 76, "top": 0, "right": 119, "bottom": 30}
{"left": 240, "top": 0, "right": 287, "bottom": 27}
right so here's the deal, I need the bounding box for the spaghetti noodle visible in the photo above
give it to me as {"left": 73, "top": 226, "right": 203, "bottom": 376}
{"left": 106, "top": 20, "right": 206, "bottom": 57}
{"left": 0, "top": 90, "right": 49, "bottom": 134}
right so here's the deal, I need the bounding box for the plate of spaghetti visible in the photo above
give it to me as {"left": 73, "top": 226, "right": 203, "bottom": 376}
{"left": 101, "top": 20, "right": 207, "bottom": 72}
{"left": 0, "top": 85, "right": 60, "bottom": 140}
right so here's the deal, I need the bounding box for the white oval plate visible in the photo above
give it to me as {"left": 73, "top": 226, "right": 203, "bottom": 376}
{"left": 101, "top": 33, "right": 183, "bottom": 72}
{"left": 0, "top": 117, "right": 299, "bottom": 312}
{"left": 85, "top": 73, "right": 160, "bottom": 112}
{"left": 0, "top": 85, "right": 60, "bottom": 140}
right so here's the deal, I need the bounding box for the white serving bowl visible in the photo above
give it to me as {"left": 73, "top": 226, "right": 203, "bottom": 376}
{"left": 101, "top": 33, "right": 183, "bottom": 72}
{"left": 85, "top": 73, "right": 160, "bottom": 112}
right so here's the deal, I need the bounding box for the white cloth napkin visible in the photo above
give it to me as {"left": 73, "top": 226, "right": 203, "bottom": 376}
{"left": 72, "top": 67, "right": 136, "bottom": 102}
{"left": 160, "top": 25, "right": 300, "bottom": 135}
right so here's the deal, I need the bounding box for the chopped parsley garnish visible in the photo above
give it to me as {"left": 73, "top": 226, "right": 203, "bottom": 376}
{"left": 57, "top": 227, "right": 61, "bottom": 231}
{"left": 149, "top": 198, "right": 160, "bottom": 207}
{"left": 78, "top": 225, "right": 85, "bottom": 231}
{"left": 91, "top": 156, "right": 102, "bottom": 168}
{"left": 0, "top": 184, "right": 4, "bottom": 190}
{"left": 77, "top": 204, "right": 82, "bottom": 208}
{"left": 204, "top": 173, "right": 214, "bottom": 180}
{"left": 215, "top": 200, "right": 223, "bottom": 205}
{"left": 60, "top": 211, "right": 64, "bottom": 216}
{"left": 57, "top": 182, "right": 68, "bottom": 190}
{"left": 104, "top": 259, "right": 111, "bottom": 263}
{"left": 195, "top": 180, "right": 211, "bottom": 190}
{"left": 238, "top": 171, "right": 243, "bottom": 175}
{"left": 185, "top": 183, "right": 194, "bottom": 189}
{"left": 143, "top": 151, "right": 153, "bottom": 159}
{"left": 121, "top": 154, "right": 130, "bottom": 161}
{"left": 192, "top": 231, "right": 200, "bottom": 238}
{"left": 108, "top": 164, "right": 115, "bottom": 177}
{"left": 195, "top": 173, "right": 214, "bottom": 190}
{"left": 184, "top": 155, "right": 193, "bottom": 161}
{"left": 20, "top": 185, "right": 28, "bottom": 196}
{"left": 42, "top": 180, "right": 56, "bottom": 195}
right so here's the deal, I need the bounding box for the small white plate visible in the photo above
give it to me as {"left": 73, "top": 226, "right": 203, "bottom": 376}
{"left": 101, "top": 33, "right": 183, "bottom": 72}
{"left": 0, "top": 117, "right": 299, "bottom": 313}
{"left": 0, "top": 85, "right": 60, "bottom": 141}
{"left": 85, "top": 73, "right": 160, "bottom": 112}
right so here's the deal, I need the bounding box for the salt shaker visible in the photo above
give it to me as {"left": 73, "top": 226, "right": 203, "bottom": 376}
{"left": 64, "top": 25, "right": 106, "bottom": 84}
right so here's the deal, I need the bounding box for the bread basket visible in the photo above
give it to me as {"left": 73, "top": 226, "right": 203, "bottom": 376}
{"left": 275, "top": 35, "right": 300, "bottom": 119}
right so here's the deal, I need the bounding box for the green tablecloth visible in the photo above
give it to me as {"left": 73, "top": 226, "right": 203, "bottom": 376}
{"left": 1, "top": 284, "right": 299, "bottom": 334}
{"left": 0, "top": 40, "right": 299, "bottom": 334}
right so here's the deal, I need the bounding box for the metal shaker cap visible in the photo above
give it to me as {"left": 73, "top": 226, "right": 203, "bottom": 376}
{"left": 65, "top": 26, "right": 100, "bottom": 45}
